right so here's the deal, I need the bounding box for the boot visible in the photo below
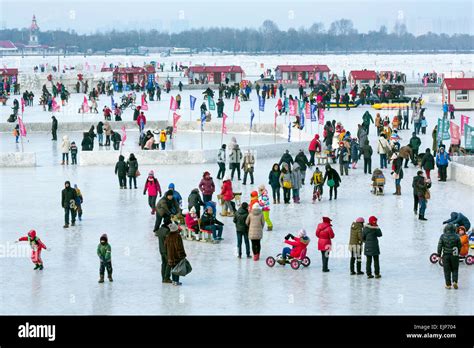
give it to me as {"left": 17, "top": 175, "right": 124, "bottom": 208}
{"left": 108, "top": 274, "right": 113, "bottom": 282}
{"left": 277, "top": 258, "right": 286, "bottom": 265}
{"left": 220, "top": 211, "right": 228, "bottom": 217}
{"left": 267, "top": 226, "right": 273, "bottom": 231}
{"left": 356, "top": 262, "right": 364, "bottom": 275}
{"left": 397, "top": 185, "right": 401, "bottom": 195}
{"left": 419, "top": 214, "right": 427, "bottom": 221}
{"left": 277, "top": 199, "right": 281, "bottom": 204}
{"left": 61, "top": 161, "right": 65, "bottom": 165}
{"left": 38, "top": 264, "right": 43, "bottom": 270}
{"left": 63, "top": 224, "right": 69, "bottom": 228}
{"left": 453, "top": 282, "right": 458, "bottom": 289}
{"left": 255, "top": 254, "right": 260, "bottom": 261}
{"left": 273, "top": 199, "right": 276, "bottom": 204}
{"left": 98, "top": 274, "right": 104, "bottom": 283}
{"left": 151, "top": 208, "right": 156, "bottom": 215}
{"left": 34, "top": 264, "right": 40, "bottom": 270}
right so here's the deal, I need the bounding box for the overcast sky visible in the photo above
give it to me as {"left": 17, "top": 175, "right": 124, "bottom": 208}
{"left": 1, "top": 0, "right": 473, "bottom": 35}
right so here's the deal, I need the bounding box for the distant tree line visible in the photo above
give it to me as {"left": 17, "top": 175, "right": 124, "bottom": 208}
{"left": 1, "top": 19, "right": 472, "bottom": 53}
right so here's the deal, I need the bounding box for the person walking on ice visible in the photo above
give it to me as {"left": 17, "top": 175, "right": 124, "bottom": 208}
{"left": 97, "top": 234, "right": 113, "bottom": 283}
{"left": 16, "top": 230, "right": 49, "bottom": 270}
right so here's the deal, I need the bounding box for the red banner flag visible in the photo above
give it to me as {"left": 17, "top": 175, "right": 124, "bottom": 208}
{"left": 450, "top": 121, "right": 461, "bottom": 145}
{"left": 169, "top": 96, "right": 177, "bottom": 111}
{"left": 173, "top": 113, "right": 181, "bottom": 133}
{"left": 121, "top": 125, "right": 127, "bottom": 145}
{"left": 461, "top": 115, "right": 470, "bottom": 135}
{"left": 141, "top": 94, "right": 149, "bottom": 111}
{"left": 234, "top": 97, "right": 240, "bottom": 112}
{"left": 222, "top": 112, "right": 228, "bottom": 134}
{"left": 21, "top": 98, "right": 25, "bottom": 114}
{"left": 18, "top": 115, "right": 27, "bottom": 137}
{"left": 52, "top": 97, "right": 60, "bottom": 112}
{"left": 318, "top": 107, "right": 325, "bottom": 125}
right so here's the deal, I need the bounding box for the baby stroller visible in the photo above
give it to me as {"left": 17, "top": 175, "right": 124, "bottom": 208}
{"left": 371, "top": 170, "right": 385, "bottom": 195}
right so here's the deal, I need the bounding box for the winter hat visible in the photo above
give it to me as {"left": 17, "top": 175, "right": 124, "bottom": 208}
{"left": 241, "top": 202, "right": 249, "bottom": 210}
{"left": 190, "top": 206, "right": 196, "bottom": 214}
{"left": 168, "top": 223, "right": 179, "bottom": 232}
{"left": 148, "top": 170, "right": 154, "bottom": 176}
{"left": 252, "top": 204, "right": 261, "bottom": 211}
{"left": 224, "top": 175, "right": 231, "bottom": 181}
{"left": 368, "top": 216, "right": 378, "bottom": 226}
{"left": 258, "top": 184, "right": 266, "bottom": 191}
{"left": 356, "top": 217, "right": 365, "bottom": 223}
{"left": 417, "top": 170, "right": 424, "bottom": 176}
{"left": 168, "top": 183, "right": 175, "bottom": 189}
{"left": 458, "top": 226, "right": 466, "bottom": 234}
{"left": 250, "top": 191, "right": 258, "bottom": 198}
{"left": 165, "top": 190, "right": 174, "bottom": 197}
{"left": 203, "top": 171, "right": 210, "bottom": 177}
{"left": 100, "top": 234, "right": 108, "bottom": 242}
{"left": 322, "top": 216, "right": 332, "bottom": 223}
{"left": 297, "top": 229, "right": 307, "bottom": 238}
{"left": 444, "top": 224, "right": 455, "bottom": 234}
{"left": 28, "top": 229, "right": 36, "bottom": 239}
{"left": 315, "top": 134, "right": 320, "bottom": 139}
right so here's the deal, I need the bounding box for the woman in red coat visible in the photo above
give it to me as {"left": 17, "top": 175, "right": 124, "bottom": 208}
{"left": 316, "top": 216, "right": 335, "bottom": 272}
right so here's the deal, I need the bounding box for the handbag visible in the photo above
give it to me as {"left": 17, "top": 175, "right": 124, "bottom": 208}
{"left": 424, "top": 189, "right": 431, "bottom": 200}
{"left": 283, "top": 180, "right": 292, "bottom": 189}
{"left": 327, "top": 179, "right": 335, "bottom": 187}
{"left": 171, "top": 258, "right": 192, "bottom": 277}
{"left": 135, "top": 169, "right": 141, "bottom": 177}
{"left": 392, "top": 172, "right": 399, "bottom": 179}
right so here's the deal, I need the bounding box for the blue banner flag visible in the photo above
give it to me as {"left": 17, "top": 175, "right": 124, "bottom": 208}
{"left": 111, "top": 96, "right": 115, "bottom": 110}
{"left": 258, "top": 95, "right": 265, "bottom": 112}
{"left": 284, "top": 98, "right": 289, "bottom": 110}
{"left": 190, "top": 95, "right": 197, "bottom": 111}
{"left": 310, "top": 104, "right": 317, "bottom": 122}
{"left": 300, "top": 109, "right": 305, "bottom": 130}
{"left": 250, "top": 109, "right": 255, "bottom": 129}
{"left": 201, "top": 112, "right": 206, "bottom": 131}
{"left": 288, "top": 122, "right": 291, "bottom": 142}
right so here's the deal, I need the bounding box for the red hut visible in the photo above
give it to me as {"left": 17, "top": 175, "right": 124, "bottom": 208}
{"left": 349, "top": 70, "right": 377, "bottom": 89}
{"left": 188, "top": 65, "right": 244, "bottom": 84}
{"left": 275, "top": 65, "right": 330, "bottom": 84}
{"left": 113, "top": 65, "right": 155, "bottom": 85}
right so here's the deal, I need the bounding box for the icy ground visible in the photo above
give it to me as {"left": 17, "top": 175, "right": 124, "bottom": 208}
{"left": 1, "top": 89, "right": 473, "bottom": 315}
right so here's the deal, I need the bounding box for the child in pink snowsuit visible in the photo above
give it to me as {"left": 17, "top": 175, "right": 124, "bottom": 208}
{"left": 17, "top": 230, "right": 47, "bottom": 270}
{"left": 143, "top": 170, "right": 162, "bottom": 214}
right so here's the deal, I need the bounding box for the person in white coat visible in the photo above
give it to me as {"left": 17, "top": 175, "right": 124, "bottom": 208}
{"left": 377, "top": 134, "right": 390, "bottom": 169}
{"left": 61, "top": 135, "right": 71, "bottom": 165}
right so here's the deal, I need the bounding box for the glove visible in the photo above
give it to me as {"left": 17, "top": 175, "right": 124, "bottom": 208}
{"left": 284, "top": 234, "right": 292, "bottom": 240}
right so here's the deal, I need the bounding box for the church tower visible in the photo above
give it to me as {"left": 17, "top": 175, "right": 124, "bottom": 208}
{"left": 29, "top": 15, "right": 40, "bottom": 46}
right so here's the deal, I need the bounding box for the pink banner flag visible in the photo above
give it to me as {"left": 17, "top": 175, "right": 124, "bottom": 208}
{"left": 461, "top": 115, "right": 470, "bottom": 135}
{"left": 121, "top": 125, "right": 127, "bottom": 145}
{"left": 289, "top": 100, "right": 297, "bottom": 116}
{"left": 21, "top": 98, "right": 25, "bottom": 114}
{"left": 18, "top": 115, "right": 27, "bottom": 137}
{"left": 305, "top": 102, "right": 310, "bottom": 119}
{"left": 169, "top": 96, "right": 177, "bottom": 111}
{"left": 274, "top": 111, "right": 278, "bottom": 128}
{"left": 234, "top": 97, "right": 240, "bottom": 112}
{"left": 173, "top": 113, "right": 181, "bottom": 133}
{"left": 222, "top": 112, "right": 228, "bottom": 134}
{"left": 423, "top": 76, "right": 428, "bottom": 87}
{"left": 82, "top": 96, "right": 89, "bottom": 113}
{"left": 450, "top": 121, "right": 461, "bottom": 145}
{"left": 141, "top": 94, "right": 149, "bottom": 111}
{"left": 52, "top": 97, "right": 60, "bottom": 112}
{"left": 318, "top": 107, "right": 325, "bottom": 125}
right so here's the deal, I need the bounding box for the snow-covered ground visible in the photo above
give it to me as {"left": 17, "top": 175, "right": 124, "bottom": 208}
{"left": 1, "top": 76, "right": 473, "bottom": 315}
{"left": 3, "top": 53, "right": 473, "bottom": 81}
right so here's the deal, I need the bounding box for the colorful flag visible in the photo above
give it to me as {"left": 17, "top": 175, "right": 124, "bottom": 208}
{"left": 170, "top": 96, "right": 177, "bottom": 111}
{"left": 52, "top": 97, "right": 60, "bottom": 112}
{"left": 121, "top": 125, "right": 127, "bottom": 145}
{"left": 21, "top": 98, "right": 25, "bottom": 114}
{"left": 318, "top": 107, "right": 325, "bottom": 125}
{"left": 310, "top": 104, "right": 317, "bottom": 122}
{"left": 300, "top": 109, "right": 305, "bottom": 129}
{"left": 464, "top": 124, "right": 474, "bottom": 150}
{"left": 222, "top": 112, "right": 228, "bottom": 134}
{"left": 298, "top": 100, "right": 304, "bottom": 114}
{"left": 437, "top": 118, "right": 450, "bottom": 141}
{"left": 18, "top": 115, "right": 27, "bottom": 137}
{"left": 111, "top": 96, "right": 115, "bottom": 110}
{"left": 141, "top": 94, "right": 148, "bottom": 111}
{"left": 305, "top": 102, "right": 310, "bottom": 119}
{"left": 289, "top": 100, "right": 296, "bottom": 116}
{"left": 288, "top": 122, "right": 291, "bottom": 142}
{"left": 450, "top": 121, "right": 461, "bottom": 144}
{"left": 250, "top": 109, "right": 255, "bottom": 129}
{"left": 258, "top": 95, "right": 265, "bottom": 112}
{"left": 173, "top": 113, "right": 181, "bottom": 133}
{"left": 208, "top": 96, "right": 216, "bottom": 110}
{"left": 82, "top": 96, "right": 90, "bottom": 113}
{"left": 234, "top": 97, "right": 240, "bottom": 112}
{"left": 190, "top": 95, "right": 197, "bottom": 110}
{"left": 461, "top": 115, "right": 470, "bottom": 135}
{"left": 284, "top": 98, "right": 289, "bottom": 111}
{"left": 201, "top": 111, "right": 207, "bottom": 131}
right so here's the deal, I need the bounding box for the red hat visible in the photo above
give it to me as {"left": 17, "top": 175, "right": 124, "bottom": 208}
{"left": 28, "top": 229, "right": 36, "bottom": 239}
{"left": 322, "top": 216, "right": 332, "bottom": 223}
{"left": 251, "top": 191, "right": 258, "bottom": 197}
{"left": 315, "top": 134, "right": 320, "bottom": 139}
{"left": 368, "top": 216, "right": 378, "bottom": 226}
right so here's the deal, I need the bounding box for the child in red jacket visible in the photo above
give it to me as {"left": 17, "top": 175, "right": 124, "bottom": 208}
{"left": 278, "top": 229, "right": 310, "bottom": 265}
{"left": 16, "top": 230, "right": 48, "bottom": 270}
{"left": 220, "top": 176, "right": 234, "bottom": 217}
{"left": 185, "top": 207, "right": 200, "bottom": 240}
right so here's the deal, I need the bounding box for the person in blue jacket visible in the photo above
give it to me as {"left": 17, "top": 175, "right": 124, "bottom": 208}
{"left": 443, "top": 212, "right": 471, "bottom": 231}
{"left": 436, "top": 146, "right": 450, "bottom": 182}
{"left": 168, "top": 183, "right": 182, "bottom": 207}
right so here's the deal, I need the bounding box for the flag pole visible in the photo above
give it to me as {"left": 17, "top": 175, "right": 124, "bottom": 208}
{"left": 19, "top": 114, "right": 24, "bottom": 153}
{"left": 221, "top": 117, "right": 224, "bottom": 145}
{"left": 248, "top": 127, "right": 251, "bottom": 146}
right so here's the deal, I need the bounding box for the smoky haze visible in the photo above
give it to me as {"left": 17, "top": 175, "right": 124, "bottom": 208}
{"left": 0, "top": 0, "right": 473, "bottom": 35}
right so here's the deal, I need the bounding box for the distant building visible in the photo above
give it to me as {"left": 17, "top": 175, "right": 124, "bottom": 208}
{"left": 0, "top": 40, "right": 18, "bottom": 52}
{"left": 349, "top": 70, "right": 377, "bottom": 89}
{"left": 170, "top": 47, "right": 191, "bottom": 55}
{"left": 113, "top": 65, "right": 156, "bottom": 85}
{"left": 188, "top": 65, "right": 244, "bottom": 84}
{"left": 442, "top": 78, "right": 474, "bottom": 110}
{"left": 275, "top": 65, "right": 330, "bottom": 84}
{"left": 12, "top": 15, "right": 59, "bottom": 54}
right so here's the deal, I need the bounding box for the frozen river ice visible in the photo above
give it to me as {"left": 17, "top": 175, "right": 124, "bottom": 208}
{"left": 1, "top": 86, "right": 473, "bottom": 315}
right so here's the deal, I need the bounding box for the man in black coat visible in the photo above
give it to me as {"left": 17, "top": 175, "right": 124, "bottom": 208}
{"left": 61, "top": 181, "right": 77, "bottom": 228}
{"left": 279, "top": 150, "right": 294, "bottom": 170}
{"left": 51, "top": 116, "right": 58, "bottom": 141}
{"left": 156, "top": 219, "right": 173, "bottom": 283}
{"left": 437, "top": 224, "right": 462, "bottom": 289}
